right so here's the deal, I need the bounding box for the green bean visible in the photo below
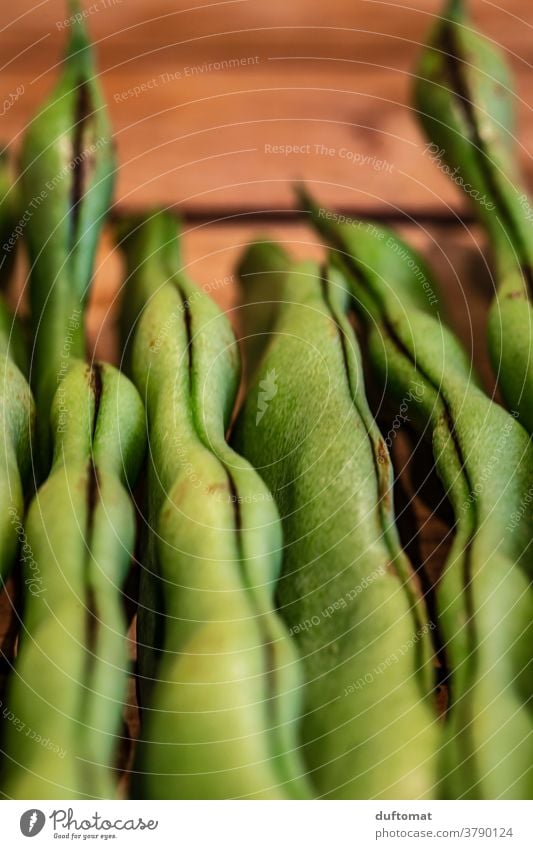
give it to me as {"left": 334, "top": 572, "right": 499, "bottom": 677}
{"left": 0, "top": 299, "right": 34, "bottom": 587}
{"left": 20, "top": 1, "right": 115, "bottom": 466}
{"left": 118, "top": 212, "right": 311, "bottom": 800}
{"left": 0, "top": 151, "right": 35, "bottom": 584}
{"left": 0, "top": 152, "right": 28, "bottom": 372}
{"left": 414, "top": 0, "right": 533, "bottom": 434}
{"left": 0, "top": 359, "right": 145, "bottom": 799}
{"left": 301, "top": 191, "right": 533, "bottom": 798}
{"left": 0, "top": 151, "right": 19, "bottom": 288}
{"left": 233, "top": 241, "right": 438, "bottom": 799}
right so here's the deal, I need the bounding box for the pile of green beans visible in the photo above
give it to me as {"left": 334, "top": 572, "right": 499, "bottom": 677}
{"left": 1, "top": 0, "right": 531, "bottom": 804}
{"left": 118, "top": 212, "right": 311, "bottom": 800}
{"left": 414, "top": 0, "right": 533, "bottom": 434}
{"left": 19, "top": 1, "right": 115, "bottom": 466}
{"left": 1, "top": 359, "right": 145, "bottom": 799}
{"left": 301, "top": 191, "right": 533, "bottom": 798}
{"left": 233, "top": 243, "right": 438, "bottom": 799}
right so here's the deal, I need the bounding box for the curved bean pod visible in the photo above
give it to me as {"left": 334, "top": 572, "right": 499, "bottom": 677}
{"left": 118, "top": 212, "right": 311, "bottom": 800}
{"left": 0, "top": 299, "right": 34, "bottom": 586}
{"left": 233, "top": 241, "right": 438, "bottom": 799}
{"left": 20, "top": 2, "right": 115, "bottom": 465}
{"left": 414, "top": 0, "right": 533, "bottom": 433}
{"left": 302, "top": 193, "right": 533, "bottom": 798}
{"left": 0, "top": 359, "right": 145, "bottom": 799}
{"left": 0, "top": 151, "right": 35, "bottom": 583}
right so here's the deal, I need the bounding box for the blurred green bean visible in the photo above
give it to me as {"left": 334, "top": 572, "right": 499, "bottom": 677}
{"left": 0, "top": 300, "right": 34, "bottom": 587}
{"left": 0, "top": 150, "right": 35, "bottom": 585}
{"left": 301, "top": 189, "right": 533, "bottom": 798}
{"left": 19, "top": 1, "right": 115, "bottom": 467}
{"left": 414, "top": 0, "right": 533, "bottom": 433}
{"left": 233, "top": 240, "right": 439, "bottom": 799}
{"left": 119, "top": 212, "right": 311, "bottom": 800}
{"left": 1, "top": 359, "right": 145, "bottom": 799}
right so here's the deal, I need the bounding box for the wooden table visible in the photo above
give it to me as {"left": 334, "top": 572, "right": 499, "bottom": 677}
{"left": 0, "top": 0, "right": 531, "bottom": 795}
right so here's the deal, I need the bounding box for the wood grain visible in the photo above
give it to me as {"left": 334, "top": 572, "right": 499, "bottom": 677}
{"left": 0, "top": 1, "right": 532, "bottom": 214}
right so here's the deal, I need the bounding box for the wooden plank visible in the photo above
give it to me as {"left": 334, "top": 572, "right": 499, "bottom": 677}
{"left": 0, "top": 1, "right": 532, "bottom": 214}
{"left": 2, "top": 1, "right": 532, "bottom": 54}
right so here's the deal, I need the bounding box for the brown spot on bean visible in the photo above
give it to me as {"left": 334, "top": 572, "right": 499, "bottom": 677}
{"left": 375, "top": 439, "right": 392, "bottom": 509}
{"left": 206, "top": 483, "right": 227, "bottom": 495}
{"left": 384, "top": 560, "right": 397, "bottom": 577}
{"left": 376, "top": 439, "right": 389, "bottom": 466}
{"left": 435, "top": 683, "right": 449, "bottom": 717}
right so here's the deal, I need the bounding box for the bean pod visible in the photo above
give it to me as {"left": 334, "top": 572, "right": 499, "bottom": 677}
{"left": 0, "top": 152, "right": 35, "bottom": 583}
{"left": 302, "top": 193, "right": 533, "bottom": 798}
{"left": 118, "top": 212, "right": 311, "bottom": 800}
{"left": 0, "top": 299, "right": 34, "bottom": 586}
{"left": 233, "top": 241, "right": 438, "bottom": 799}
{"left": 1, "top": 359, "right": 145, "bottom": 799}
{"left": 414, "top": 0, "right": 533, "bottom": 434}
{"left": 19, "top": 1, "right": 115, "bottom": 465}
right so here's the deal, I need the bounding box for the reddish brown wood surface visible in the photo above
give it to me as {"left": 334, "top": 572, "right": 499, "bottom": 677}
{"left": 0, "top": 1, "right": 532, "bottom": 214}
